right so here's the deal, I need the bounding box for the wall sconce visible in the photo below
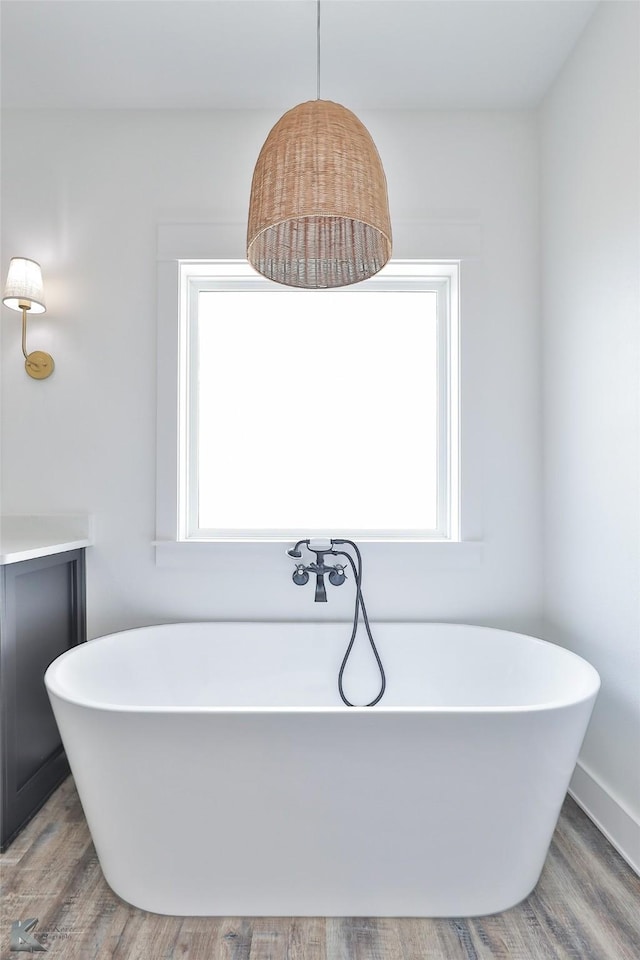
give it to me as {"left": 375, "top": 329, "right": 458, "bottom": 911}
{"left": 2, "top": 257, "right": 54, "bottom": 379}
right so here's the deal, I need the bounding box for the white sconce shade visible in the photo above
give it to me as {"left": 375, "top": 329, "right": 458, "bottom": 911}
{"left": 2, "top": 257, "right": 46, "bottom": 313}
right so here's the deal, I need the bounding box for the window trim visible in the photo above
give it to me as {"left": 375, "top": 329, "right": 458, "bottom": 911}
{"left": 169, "top": 260, "right": 459, "bottom": 543}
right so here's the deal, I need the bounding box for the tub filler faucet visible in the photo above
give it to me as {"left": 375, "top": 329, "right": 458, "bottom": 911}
{"left": 286, "top": 537, "right": 346, "bottom": 602}
{"left": 286, "top": 537, "right": 387, "bottom": 707}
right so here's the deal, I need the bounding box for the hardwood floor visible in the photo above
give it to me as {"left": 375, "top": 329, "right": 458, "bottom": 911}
{"left": 1, "top": 778, "right": 638, "bottom": 959}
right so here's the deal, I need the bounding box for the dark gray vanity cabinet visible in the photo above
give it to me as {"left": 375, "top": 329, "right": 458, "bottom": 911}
{"left": 0, "top": 549, "right": 86, "bottom": 850}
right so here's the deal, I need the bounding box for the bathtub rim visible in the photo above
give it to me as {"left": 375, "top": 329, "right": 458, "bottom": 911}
{"left": 44, "top": 620, "right": 601, "bottom": 715}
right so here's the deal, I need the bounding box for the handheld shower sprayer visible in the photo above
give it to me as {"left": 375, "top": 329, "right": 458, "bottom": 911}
{"left": 286, "top": 537, "right": 332, "bottom": 559}
{"left": 286, "top": 537, "right": 386, "bottom": 707}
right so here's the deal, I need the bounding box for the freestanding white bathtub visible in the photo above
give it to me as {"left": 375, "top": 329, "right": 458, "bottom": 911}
{"left": 45, "top": 622, "right": 599, "bottom": 917}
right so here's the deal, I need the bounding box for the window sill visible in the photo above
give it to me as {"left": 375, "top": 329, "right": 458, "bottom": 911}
{"left": 153, "top": 538, "right": 484, "bottom": 569}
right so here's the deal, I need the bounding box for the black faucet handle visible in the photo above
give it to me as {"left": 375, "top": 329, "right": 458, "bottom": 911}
{"left": 292, "top": 565, "right": 309, "bottom": 586}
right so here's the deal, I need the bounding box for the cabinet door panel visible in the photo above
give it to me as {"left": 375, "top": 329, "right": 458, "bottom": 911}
{"left": 15, "top": 562, "right": 71, "bottom": 789}
{"left": 1, "top": 549, "right": 86, "bottom": 850}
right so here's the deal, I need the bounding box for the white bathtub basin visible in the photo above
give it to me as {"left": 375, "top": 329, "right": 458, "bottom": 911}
{"left": 45, "top": 621, "right": 599, "bottom": 917}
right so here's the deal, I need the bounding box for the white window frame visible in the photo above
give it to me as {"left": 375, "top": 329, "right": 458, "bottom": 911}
{"left": 162, "top": 259, "right": 459, "bottom": 544}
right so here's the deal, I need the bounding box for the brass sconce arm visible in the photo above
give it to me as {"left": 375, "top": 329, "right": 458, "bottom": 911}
{"left": 19, "top": 300, "right": 55, "bottom": 380}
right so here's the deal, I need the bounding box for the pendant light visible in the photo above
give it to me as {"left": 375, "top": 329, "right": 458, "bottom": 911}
{"left": 247, "top": 1, "right": 392, "bottom": 288}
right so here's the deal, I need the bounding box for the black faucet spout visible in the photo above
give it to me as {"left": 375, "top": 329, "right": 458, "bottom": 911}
{"left": 314, "top": 572, "right": 328, "bottom": 602}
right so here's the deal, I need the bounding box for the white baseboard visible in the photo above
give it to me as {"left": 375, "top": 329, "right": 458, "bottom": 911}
{"left": 569, "top": 761, "right": 640, "bottom": 876}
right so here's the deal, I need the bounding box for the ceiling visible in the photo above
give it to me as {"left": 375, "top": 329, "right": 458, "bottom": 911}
{"left": 1, "top": 0, "right": 598, "bottom": 110}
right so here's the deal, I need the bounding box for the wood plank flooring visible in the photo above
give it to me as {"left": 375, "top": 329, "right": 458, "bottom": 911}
{"left": 1, "top": 777, "right": 638, "bottom": 959}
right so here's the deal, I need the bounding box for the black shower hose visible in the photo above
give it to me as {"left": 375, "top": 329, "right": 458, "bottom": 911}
{"left": 330, "top": 539, "right": 386, "bottom": 707}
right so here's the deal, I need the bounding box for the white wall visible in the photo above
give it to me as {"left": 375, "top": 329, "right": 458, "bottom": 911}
{"left": 540, "top": 0, "right": 640, "bottom": 861}
{"left": 1, "top": 108, "right": 541, "bottom": 637}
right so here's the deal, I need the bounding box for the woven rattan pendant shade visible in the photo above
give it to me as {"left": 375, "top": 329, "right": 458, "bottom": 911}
{"left": 247, "top": 99, "right": 392, "bottom": 288}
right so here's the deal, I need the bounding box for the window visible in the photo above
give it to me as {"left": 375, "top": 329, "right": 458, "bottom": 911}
{"left": 167, "top": 260, "right": 458, "bottom": 542}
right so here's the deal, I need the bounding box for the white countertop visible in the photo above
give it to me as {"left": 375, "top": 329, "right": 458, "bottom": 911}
{"left": 0, "top": 515, "right": 92, "bottom": 565}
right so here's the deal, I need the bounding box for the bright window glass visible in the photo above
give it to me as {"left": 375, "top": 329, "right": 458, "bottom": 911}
{"left": 182, "top": 262, "right": 458, "bottom": 540}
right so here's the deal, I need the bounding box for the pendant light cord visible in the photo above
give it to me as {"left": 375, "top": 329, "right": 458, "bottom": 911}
{"left": 316, "top": 0, "right": 321, "bottom": 100}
